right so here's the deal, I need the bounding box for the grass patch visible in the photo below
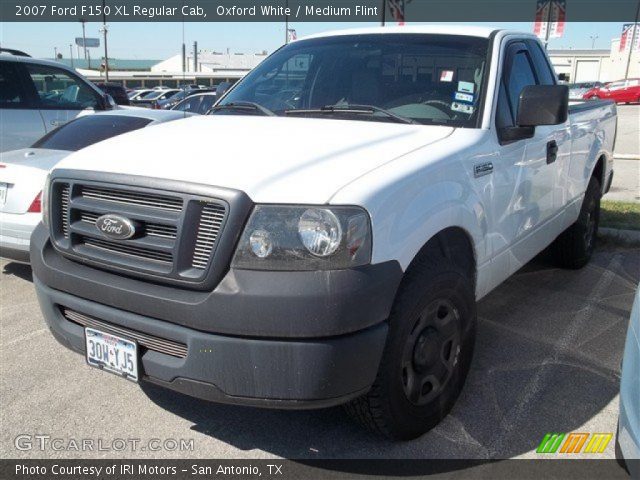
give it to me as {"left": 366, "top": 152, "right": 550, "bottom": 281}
{"left": 601, "top": 200, "right": 640, "bottom": 231}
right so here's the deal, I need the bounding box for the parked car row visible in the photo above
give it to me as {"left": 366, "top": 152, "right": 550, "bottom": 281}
{"left": 582, "top": 78, "right": 640, "bottom": 103}
{"left": 0, "top": 109, "right": 192, "bottom": 262}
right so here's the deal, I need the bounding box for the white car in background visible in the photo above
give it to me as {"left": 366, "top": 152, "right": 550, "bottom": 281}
{"left": 0, "top": 109, "right": 191, "bottom": 262}
{"left": 0, "top": 48, "right": 116, "bottom": 153}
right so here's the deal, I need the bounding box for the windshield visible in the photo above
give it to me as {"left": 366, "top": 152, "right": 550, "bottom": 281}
{"left": 216, "top": 34, "right": 489, "bottom": 127}
{"left": 32, "top": 115, "right": 152, "bottom": 151}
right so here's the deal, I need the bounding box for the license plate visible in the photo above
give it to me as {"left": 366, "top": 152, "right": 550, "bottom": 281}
{"left": 85, "top": 327, "right": 139, "bottom": 382}
{"left": 0, "top": 183, "right": 7, "bottom": 205}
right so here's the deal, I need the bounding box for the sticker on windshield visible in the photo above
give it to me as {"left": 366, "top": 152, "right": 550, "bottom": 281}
{"left": 458, "top": 81, "right": 475, "bottom": 93}
{"left": 451, "top": 102, "right": 475, "bottom": 114}
{"left": 440, "top": 70, "right": 454, "bottom": 82}
{"left": 454, "top": 92, "right": 474, "bottom": 103}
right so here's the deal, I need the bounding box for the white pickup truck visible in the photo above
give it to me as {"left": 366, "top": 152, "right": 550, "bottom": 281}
{"left": 31, "top": 26, "right": 616, "bottom": 440}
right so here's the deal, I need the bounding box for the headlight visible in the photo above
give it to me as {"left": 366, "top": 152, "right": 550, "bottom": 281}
{"left": 232, "top": 205, "right": 372, "bottom": 271}
{"left": 42, "top": 173, "right": 51, "bottom": 227}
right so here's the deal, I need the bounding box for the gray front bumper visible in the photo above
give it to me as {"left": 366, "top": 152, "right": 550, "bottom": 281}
{"left": 31, "top": 223, "right": 401, "bottom": 407}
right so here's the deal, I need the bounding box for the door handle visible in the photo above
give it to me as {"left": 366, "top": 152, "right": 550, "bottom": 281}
{"left": 546, "top": 140, "right": 558, "bottom": 164}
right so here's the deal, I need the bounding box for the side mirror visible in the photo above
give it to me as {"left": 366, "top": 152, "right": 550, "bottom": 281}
{"left": 101, "top": 93, "right": 117, "bottom": 110}
{"left": 499, "top": 85, "right": 568, "bottom": 144}
{"left": 517, "top": 85, "right": 568, "bottom": 127}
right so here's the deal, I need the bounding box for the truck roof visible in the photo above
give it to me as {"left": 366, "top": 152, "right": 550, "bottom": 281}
{"left": 302, "top": 25, "right": 503, "bottom": 41}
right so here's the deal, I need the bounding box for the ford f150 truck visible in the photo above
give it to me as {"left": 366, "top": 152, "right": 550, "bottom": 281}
{"left": 31, "top": 26, "right": 616, "bottom": 440}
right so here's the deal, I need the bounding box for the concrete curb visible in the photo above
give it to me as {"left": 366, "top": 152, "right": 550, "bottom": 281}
{"left": 599, "top": 227, "right": 640, "bottom": 246}
{"left": 614, "top": 154, "right": 640, "bottom": 160}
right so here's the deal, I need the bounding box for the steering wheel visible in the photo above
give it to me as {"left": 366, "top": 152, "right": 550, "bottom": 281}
{"left": 422, "top": 99, "right": 453, "bottom": 117}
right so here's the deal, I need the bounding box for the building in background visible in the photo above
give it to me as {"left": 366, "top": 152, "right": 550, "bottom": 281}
{"left": 46, "top": 32, "right": 639, "bottom": 88}
{"left": 549, "top": 38, "right": 639, "bottom": 83}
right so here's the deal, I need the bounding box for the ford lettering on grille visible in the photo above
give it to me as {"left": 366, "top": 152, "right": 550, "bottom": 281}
{"left": 95, "top": 214, "right": 136, "bottom": 240}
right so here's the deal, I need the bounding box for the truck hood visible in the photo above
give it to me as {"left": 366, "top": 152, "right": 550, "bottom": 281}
{"left": 55, "top": 115, "right": 454, "bottom": 204}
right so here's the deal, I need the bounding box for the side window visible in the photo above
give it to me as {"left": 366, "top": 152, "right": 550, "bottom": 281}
{"left": 506, "top": 50, "right": 537, "bottom": 121}
{"left": 25, "top": 64, "right": 100, "bottom": 110}
{"left": 175, "top": 96, "right": 202, "bottom": 112}
{"left": 527, "top": 41, "right": 556, "bottom": 85}
{"left": 0, "top": 61, "right": 27, "bottom": 108}
{"left": 495, "top": 80, "right": 514, "bottom": 129}
{"left": 198, "top": 96, "right": 217, "bottom": 114}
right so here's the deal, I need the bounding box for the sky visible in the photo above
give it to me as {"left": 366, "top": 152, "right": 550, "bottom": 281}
{"left": 0, "top": 21, "right": 627, "bottom": 60}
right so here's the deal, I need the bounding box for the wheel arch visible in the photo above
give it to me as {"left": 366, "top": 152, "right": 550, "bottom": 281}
{"left": 404, "top": 226, "right": 477, "bottom": 291}
{"left": 591, "top": 153, "right": 607, "bottom": 189}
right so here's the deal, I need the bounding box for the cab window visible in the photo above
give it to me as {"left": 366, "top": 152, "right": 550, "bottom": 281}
{"left": 0, "top": 61, "right": 27, "bottom": 108}
{"left": 25, "top": 64, "right": 101, "bottom": 110}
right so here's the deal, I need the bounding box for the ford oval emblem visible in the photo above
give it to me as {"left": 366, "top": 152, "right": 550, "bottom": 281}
{"left": 95, "top": 214, "right": 136, "bottom": 240}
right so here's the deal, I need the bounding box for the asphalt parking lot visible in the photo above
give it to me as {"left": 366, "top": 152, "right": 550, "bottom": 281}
{"left": 1, "top": 239, "right": 638, "bottom": 460}
{"left": 613, "top": 105, "right": 640, "bottom": 159}
{"left": 614, "top": 105, "right": 640, "bottom": 160}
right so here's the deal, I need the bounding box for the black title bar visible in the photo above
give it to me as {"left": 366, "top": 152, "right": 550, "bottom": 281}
{"left": 2, "top": 0, "right": 639, "bottom": 22}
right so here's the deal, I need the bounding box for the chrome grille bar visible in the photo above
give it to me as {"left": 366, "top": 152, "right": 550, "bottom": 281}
{"left": 192, "top": 203, "right": 226, "bottom": 269}
{"left": 79, "top": 212, "right": 177, "bottom": 240}
{"left": 80, "top": 186, "right": 183, "bottom": 212}
{"left": 61, "top": 184, "right": 70, "bottom": 238}
{"left": 81, "top": 236, "right": 173, "bottom": 263}
{"left": 62, "top": 308, "right": 188, "bottom": 358}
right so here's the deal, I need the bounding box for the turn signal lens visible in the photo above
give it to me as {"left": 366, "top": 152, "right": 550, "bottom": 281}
{"left": 42, "top": 174, "right": 51, "bottom": 225}
{"left": 249, "top": 229, "right": 273, "bottom": 258}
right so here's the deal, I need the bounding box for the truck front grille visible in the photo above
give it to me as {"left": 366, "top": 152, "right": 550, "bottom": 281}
{"left": 192, "top": 203, "right": 226, "bottom": 269}
{"left": 60, "top": 184, "right": 70, "bottom": 238}
{"left": 80, "top": 186, "right": 183, "bottom": 212}
{"left": 62, "top": 308, "right": 188, "bottom": 358}
{"left": 49, "top": 178, "right": 231, "bottom": 287}
{"left": 80, "top": 236, "right": 173, "bottom": 264}
{"left": 80, "top": 212, "right": 178, "bottom": 240}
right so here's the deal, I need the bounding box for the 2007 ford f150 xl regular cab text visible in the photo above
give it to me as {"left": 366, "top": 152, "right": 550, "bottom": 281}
{"left": 32, "top": 26, "right": 616, "bottom": 440}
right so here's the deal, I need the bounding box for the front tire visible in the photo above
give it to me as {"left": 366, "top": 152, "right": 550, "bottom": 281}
{"left": 552, "top": 176, "right": 601, "bottom": 269}
{"left": 345, "top": 250, "right": 476, "bottom": 440}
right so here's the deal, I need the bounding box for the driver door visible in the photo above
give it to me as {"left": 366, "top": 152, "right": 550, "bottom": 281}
{"left": 490, "top": 41, "right": 568, "bottom": 273}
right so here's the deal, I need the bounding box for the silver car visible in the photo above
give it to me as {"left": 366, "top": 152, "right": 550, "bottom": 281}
{"left": 617, "top": 286, "right": 640, "bottom": 476}
{"left": 0, "top": 48, "right": 114, "bottom": 152}
{"left": 0, "top": 109, "right": 192, "bottom": 262}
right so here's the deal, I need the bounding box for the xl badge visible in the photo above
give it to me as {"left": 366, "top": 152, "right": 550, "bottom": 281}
{"left": 95, "top": 214, "right": 136, "bottom": 240}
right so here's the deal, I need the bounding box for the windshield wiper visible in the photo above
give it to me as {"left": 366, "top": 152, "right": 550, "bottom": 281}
{"left": 284, "top": 104, "right": 418, "bottom": 124}
{"left": 210, "top": 101, "right": 276, "bottom": 116}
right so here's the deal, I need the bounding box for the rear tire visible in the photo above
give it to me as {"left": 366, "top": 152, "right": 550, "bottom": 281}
{"left": 344, "top": 248, "right": 476, "bottom": 440}
{"left": 552, "top": 176, "right": 601, "bottom": 269}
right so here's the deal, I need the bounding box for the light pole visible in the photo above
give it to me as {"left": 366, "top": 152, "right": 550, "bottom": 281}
{"left": 53, "top": 46, "right": 58, "bottom": 59}
{"left": 69, "top": 44, "right": 74, "bottom": 68}
{"left": 80, "top": 18, "right": 87, "bottom": 62}
{"left": 285, "top": 0, "right": 289, "bottom": 44}
{"left": 590, "top": 35, "right": 598, "bottom": 49}
{"left": 100, "top": 0, "right": 109, "bottom": 81}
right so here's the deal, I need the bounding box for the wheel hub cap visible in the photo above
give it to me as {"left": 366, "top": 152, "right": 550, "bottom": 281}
{"left": 401, "top": 299, "right": 462, "bottom": 406}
